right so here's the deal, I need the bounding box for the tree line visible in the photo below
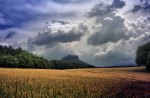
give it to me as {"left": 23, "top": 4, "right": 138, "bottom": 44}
{"left": 0, "top": 45, "right": 95, "bottom": 69}
{"left": 50, "top": 60, "right": 95, "bottom": 69}
{"left": 0, "top": 46, "right": 50, "bottom": 69}
{"left": 1, "top": 43, "right": 150, "bottom": 70}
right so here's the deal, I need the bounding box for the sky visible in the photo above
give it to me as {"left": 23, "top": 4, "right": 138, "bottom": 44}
{"left": 0, "top": 0, "right": 150, "bottom": 67}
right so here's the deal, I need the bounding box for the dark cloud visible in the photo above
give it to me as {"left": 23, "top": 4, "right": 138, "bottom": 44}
{"left": 5, "top": 31, "right": 16, "bottom": 39}
{"left": 52, "top": 20, "right": 70, "bottom": 25}
{"left": 88, "top": 3, "right": 112, "bottom": 17}
{"left": 0, "top": 0, "right": 80, "bottom": 31}
{"left": 32, "top": 31, "right": 83, "bottom": 46}
{"left": 147, "top": 17, "right": 150, "bottom": 20}
{"left": 1, "top": 0, "right": 149, "bottom": 67}
{"left": 87, "top": 0, "right": 128, "bottom": 46}
{"left": 132, "top": 0, "right": 150, "bottom": 13}
{"left": 88, "top": 0, "right": 126, "bottom": 17}
{"left": 87, "top": 16, "right": 128, "bottom": 45}
{"left": 51, "top": 0, "right": 89, "bottom": 4}
{"left": 51, "top": 0, "right": 71, "bottom": 4}
{"left": 0, "top": 0, "right": 44, "bottom": 29}
{"left": 132, "top": 5, "right": 142, "bottom": 13}
{"left": 0, "top": 24, "right": 14, "bottom": 30}
{"left": 87, "top": 14, "right": 150, "bottom": 66}
{"left": 87, "top": 2, "right": 150, "bottom": 46}
{"left": 111, "top": 0, "right": 126, "bottom": 9}
{"left": 30, "top": 22, "right": 87, "bottom": 47}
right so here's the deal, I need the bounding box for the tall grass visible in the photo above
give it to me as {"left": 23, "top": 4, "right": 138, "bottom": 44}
{"left": 0, "top": 67, "right": 150, "bottom": 98}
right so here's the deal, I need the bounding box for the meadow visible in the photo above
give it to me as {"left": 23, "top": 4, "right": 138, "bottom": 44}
{"left": 0, "top": 67, "right": 150, "bottom": 98}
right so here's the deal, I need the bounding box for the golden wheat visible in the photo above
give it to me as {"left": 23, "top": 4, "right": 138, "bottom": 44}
{"left": 0, "top": 67, "right": 150, "bottom": 98}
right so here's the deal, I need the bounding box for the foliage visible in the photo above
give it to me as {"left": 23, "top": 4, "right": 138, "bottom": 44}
{"left": 136, "top": 42, "right": 150, "bottom": 71}
{"left": 0, "top": 45, "right": 51, "bottom": 69}
{"left": 0, "top": 55, "right": 19, "bottom": 68}
{"left": 0, "top": 45, "right": 95, "bottom": 69}
{"left": 50, "top": 60, "right": 95, "bottom": 69}
{"left": 147, "top": 52, "right": 150, "bottom": 70}
{"left": 0, "top": 46, "right": 22, "bottom": 56}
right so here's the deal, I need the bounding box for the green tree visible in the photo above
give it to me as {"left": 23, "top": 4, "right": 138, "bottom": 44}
{"left": 0, "top": 55, "right": 19, "bottom": 68}
{"left": 136, "top": 42, "right": 150, "bottom": 71}
{"left": 16, "top": 52, "right": 34, "bottom": 68}
{"left": 147, "top": 52, "right": 150, "bottom": 70}
{"left": 0, "top": 45, "right": 51, "bottom": 69}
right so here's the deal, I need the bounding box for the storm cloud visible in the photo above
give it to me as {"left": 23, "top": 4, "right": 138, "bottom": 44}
{"left": 132, "top": 0, "right": 150, "bottom": 13}
{"left": 1, "top": 0, "right": 150, "bottom": 67}
{"left": 111, "top": 0, "right": 126, "bottom": 9}
{"left": 88, "top": 0, "right": 125, "bottom": 17}
{"left": 87, "top": 1, "right": 128, "bottom": 45}
{"left": 28, "top": 0, "right": 150, "bottom": 66}
{"left": 5, "top": 31, "right": 16, "bottom": 39}
{"left": 30, "top": 22, "right": 87, "bottom": 47}
{"left": 87, "top": 13, "right": 128, "bottom": 45}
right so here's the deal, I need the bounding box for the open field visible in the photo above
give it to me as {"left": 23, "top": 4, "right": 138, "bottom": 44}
{"left": 0, "top": 67, "right": 150, "bottom": 98}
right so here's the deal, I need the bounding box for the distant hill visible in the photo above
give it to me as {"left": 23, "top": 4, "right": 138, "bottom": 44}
{"left": 62, "top": 55, "right": 94, "bottom": 66}
{"left": 48, "top": 55, "right": 96, "bottom": 69}
{"left": 62, "top": 55, "right": 89, "bottom": 65}
{"left": 62, "top": 55, "right": 80, "bottom": 62}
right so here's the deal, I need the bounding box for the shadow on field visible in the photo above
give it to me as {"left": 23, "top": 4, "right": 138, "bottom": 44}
{"left": 132, "top": 68, "right": 150, "bottom": 73}
{"left": 114, "top": 81, "right": 150, "bottom": 98}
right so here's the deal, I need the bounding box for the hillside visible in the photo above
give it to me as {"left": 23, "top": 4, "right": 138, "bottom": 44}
{"left": 62, "top": 55, "right": 80, "bottom": 62}
{"left": 49, "top": 55, "right": 96, "bottom": 69}
{"left": 49, "top": 59, "right": 96, "bottom": 69}
{"left": 59, "top": 55, "right": 95, "bottom": 69}
{"left": 0, "top": 67, "right": 150, "bottom": 98}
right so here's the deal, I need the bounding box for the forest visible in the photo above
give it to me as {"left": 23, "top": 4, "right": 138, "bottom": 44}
{"left": 0, "top": 45, "right": 95, "bottom": 69}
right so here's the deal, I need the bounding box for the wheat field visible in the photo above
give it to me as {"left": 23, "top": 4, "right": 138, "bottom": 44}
{"left": 0, "top": 67, "right": 150, "bottom": 98}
